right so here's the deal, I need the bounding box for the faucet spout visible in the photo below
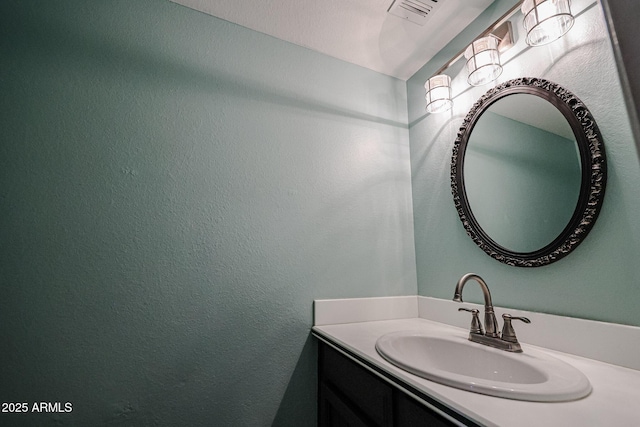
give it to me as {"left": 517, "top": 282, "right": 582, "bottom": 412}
{"left": 453, "top": 273, "right": 499, "bottom": 337}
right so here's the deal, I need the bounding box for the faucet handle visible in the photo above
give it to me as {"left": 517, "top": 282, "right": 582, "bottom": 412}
{"left": 458, "top": 308, "right": 484, "bottom": 335}
{"left": 501, "top": 313, "right": 531, "bottom": 343}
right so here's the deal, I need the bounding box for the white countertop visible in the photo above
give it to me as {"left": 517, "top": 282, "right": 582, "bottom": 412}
{"left": 313, "top": 316, "right": 640, "bottom": 427}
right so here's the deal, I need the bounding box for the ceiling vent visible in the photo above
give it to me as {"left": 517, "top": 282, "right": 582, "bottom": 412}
{"left": 387, "top": 0, "right": 441, "bottom": 26}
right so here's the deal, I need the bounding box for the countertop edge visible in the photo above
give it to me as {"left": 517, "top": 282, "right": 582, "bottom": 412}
{"left": 312, "top": 318, "right": 640, "bottom": 427}
{"left": 312, "top": 328, "right": 487, "bottom": 427}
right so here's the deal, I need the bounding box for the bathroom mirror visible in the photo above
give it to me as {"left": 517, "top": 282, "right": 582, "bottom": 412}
{"left": 451, "top": 78, "right": 607, "bottom": 267}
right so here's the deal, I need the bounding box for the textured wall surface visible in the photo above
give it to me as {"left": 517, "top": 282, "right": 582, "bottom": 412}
{"left": 0, "top": 0, "right": 416, "bottom": 425}
{"left": 408, "top": 0, "right": 640, "bottom": 326}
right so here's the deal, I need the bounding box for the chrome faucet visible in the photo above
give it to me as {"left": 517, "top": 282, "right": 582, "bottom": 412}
{"left": 454, "top": 273, "right": 530, "bottom": 353}
{"left": 454, "top": 273, "right": 500, "bottom": 337}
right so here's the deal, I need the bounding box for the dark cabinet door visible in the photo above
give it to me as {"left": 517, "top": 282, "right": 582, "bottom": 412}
{"left": 319, "top": 382, "right": 373, "bottom": 427}
{"left": 318, "top": 340, "right": 463, "bottom": 427}
{"left": 395, "top": 391, "right": 456, "bottom": 427}
{"left": 319, "top": 342, "right": 392, "bottom": 427}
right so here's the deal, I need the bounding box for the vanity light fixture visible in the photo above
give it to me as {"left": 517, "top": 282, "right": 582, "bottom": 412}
{"left": 522, "top": 0, "right": 575, "bottom": 46}
{"left": 425, "top": 74, "right": 453, "bottom": 113}
{"left": 423, "top": 5, "right": 517, "bottom": 112}
{"left": 464, "top": 35, "right": 503, "bottom": 86}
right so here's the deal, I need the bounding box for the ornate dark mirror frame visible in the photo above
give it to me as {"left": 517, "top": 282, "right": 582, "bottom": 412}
{"left": 451, "top": 77, "right": 607, "bottom": 267}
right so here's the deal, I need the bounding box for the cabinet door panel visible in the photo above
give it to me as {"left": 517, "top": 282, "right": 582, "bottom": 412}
{"left": 318, "top": 341, "right": 464, "bottom": 427}
{"left": 395, "top": 392, "right": 457, "bottom": 427}
{"left": 320, "top": 343, "right": 393, "bottom": 426}
{"left": 319, "top": 382, "right": 373, "bottom": 427}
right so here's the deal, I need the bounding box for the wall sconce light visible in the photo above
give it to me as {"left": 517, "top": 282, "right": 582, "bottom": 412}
{"left": 522, "top": 0, "right": 575, "bottom": 46}
{"left": 464, "top": 36, "right": 503, "bottom": 86}
{"left": 425, "top": 74, "right": 453, "bottom": 113}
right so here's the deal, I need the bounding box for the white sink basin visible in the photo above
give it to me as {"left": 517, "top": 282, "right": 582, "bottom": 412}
{"left": 375, "top": 330, "right": 591, "bottom": 401}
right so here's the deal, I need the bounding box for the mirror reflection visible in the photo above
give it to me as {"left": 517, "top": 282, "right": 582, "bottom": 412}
{"left": 464, "top": 94, "right": 581, "bottom": 253}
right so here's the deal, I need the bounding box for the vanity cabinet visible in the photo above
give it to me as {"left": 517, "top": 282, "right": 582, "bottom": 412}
{"left": 318, "top": 341, "right": 471, "bottom": 427}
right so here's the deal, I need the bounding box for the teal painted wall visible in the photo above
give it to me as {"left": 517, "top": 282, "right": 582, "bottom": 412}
{"left": 408, "top": 0, "right": 640, "bottom": 326}
{"left": 0, "top": 0, "right": 416, "bottom": 425}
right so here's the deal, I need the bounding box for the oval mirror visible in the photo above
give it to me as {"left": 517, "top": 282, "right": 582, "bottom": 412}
{"left": 451, "top": 78, "right": 607, "bottom": 267}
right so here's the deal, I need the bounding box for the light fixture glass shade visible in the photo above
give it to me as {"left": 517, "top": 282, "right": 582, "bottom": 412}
{"left": 522, "top": 0, "right": 574, "bottom": 46}
{"left": 424, "top": 75, "right": 453, "bottom": 113}
{"left": 464, "top": 36, "right": 502, "bottom": 86}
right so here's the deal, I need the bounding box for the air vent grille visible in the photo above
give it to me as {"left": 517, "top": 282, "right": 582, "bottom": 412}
{"left": 387, "top": 0, "right": 441, "bottom": 26}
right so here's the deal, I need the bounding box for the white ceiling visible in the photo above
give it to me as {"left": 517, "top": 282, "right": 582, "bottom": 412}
{"left": 170, "top": 0, "right": 495, "bottom": 80}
